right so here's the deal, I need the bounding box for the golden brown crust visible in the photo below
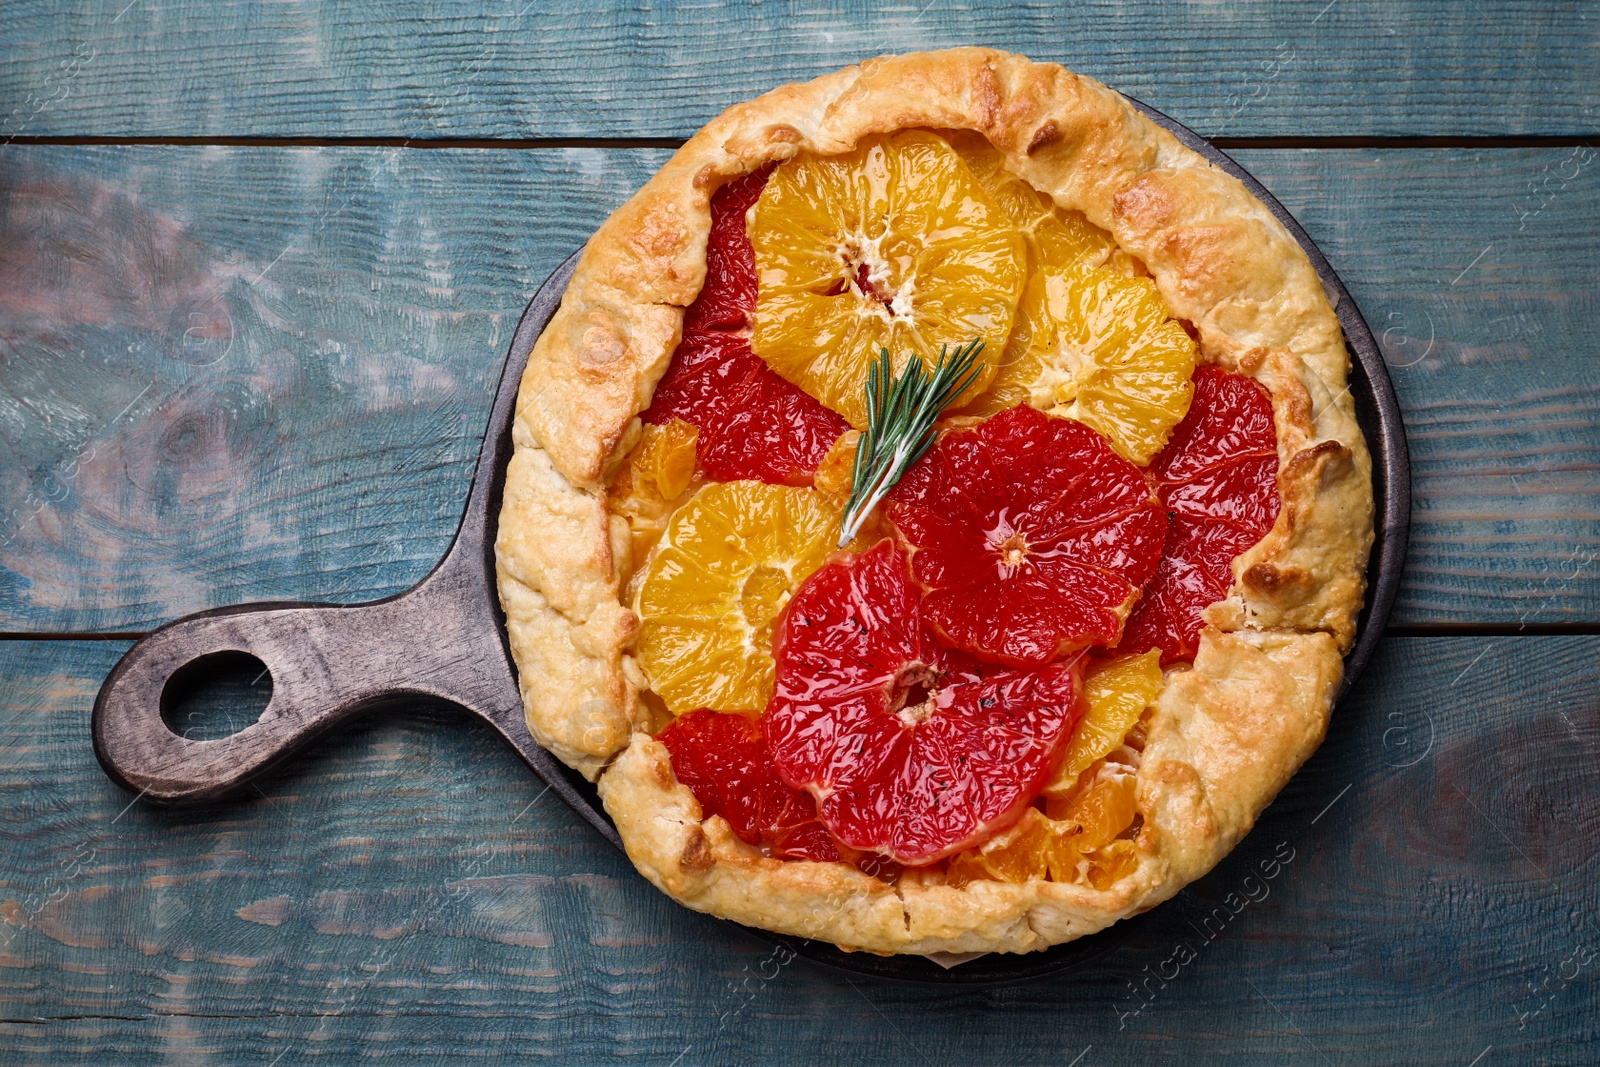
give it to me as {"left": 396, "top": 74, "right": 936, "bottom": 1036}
{"left": 496, "top": 47, "right": 1373, "bottom": 948}
{"left": 597, "top": 629, "right": 1339, "bottom": 955}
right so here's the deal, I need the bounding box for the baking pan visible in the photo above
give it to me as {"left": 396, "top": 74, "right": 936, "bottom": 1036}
{"left": 92, "top": 98, "right": 1410, "bottom": 986}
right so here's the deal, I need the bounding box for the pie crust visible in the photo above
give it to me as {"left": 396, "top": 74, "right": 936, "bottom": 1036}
{"left": 494, "top": 47, "right": 1373, "bottom": 954}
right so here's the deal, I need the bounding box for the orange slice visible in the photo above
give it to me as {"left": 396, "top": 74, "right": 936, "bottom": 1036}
{"left": 608, "top": 418, "right": 701, "bottom": 578}
{"left": 946, "top": 762, "right": 1141, "bottom": 891}
{"left": 748, "top": 130, "right": 1027, "bottom": 428}
{"left": 1029, "top": 264, "right": 1200, "bottom": 464}
{"left": 942, "top": 133, "right": 1198, "bottom": 463}
{"left": 634, "top": 480, "right": 837, "bottom": 713}
{"left": 1044, "top": 650, "right": 1163, "bottom": 797}
{"left": 945, "top": 131, "right": 1114, "bottom": 278}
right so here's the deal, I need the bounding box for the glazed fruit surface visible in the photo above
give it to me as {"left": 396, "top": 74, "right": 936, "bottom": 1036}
{"left": 626, "top": 133, "right": 1284, "bottom": 890}
{"left": 658, "top": 709, "right": 840, "bottom": 861}
{"left": 1121, "top": 365, "right": 1281, "bottom": 663}
{"left": 763, "top": 541, "right": 1086, "bottom": 866}
{"left": 886, "top": 404, "right": 1166, "bottom": 665}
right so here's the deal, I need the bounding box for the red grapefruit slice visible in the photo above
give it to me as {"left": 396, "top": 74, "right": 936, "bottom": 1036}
{"left": 1121, "top": 366, "right": 1281, "bottom": 663}
{"left": 657, "top": 709, "right": 841, "bottom": 862}
{"left": 885, "top": 404, "right": 1167, "bottom": 665}
{"left": 764, "top": 541, "right": 1086, "bottom": 866}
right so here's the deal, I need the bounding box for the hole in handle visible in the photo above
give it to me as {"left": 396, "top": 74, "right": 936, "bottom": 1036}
{"left": 159, "top": 651, "right": 273, "bottom": 742}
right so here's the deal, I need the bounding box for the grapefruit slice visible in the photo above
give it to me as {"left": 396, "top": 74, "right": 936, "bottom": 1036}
{"left": 1121, "top": 366, "right": 1281, "bottom": 663}
{"left": 681, "top": 167, "right": 764, "bottom": 335}
{"left": 763, "top": 541, "right": 1086, "bottom": 866}
{"left": 635, "top": 480, "right": 839, "bottom": 713}
{"left": 643, "top": 169, "right": 849, "bottom": 486}
{"left": 748, "top": 130, "right": 1027, "bottom": 428}
{"left": 658, "top": 709, "right": 840, "bottom": 862}
{"left": 885, "top": 404, "right": 1166, "bottom": 665}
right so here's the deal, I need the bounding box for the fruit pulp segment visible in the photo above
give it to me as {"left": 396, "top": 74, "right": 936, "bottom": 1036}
{"left": 658, "top": 709, "right": 841, "bottom": 862}
{"left": 1121, "top": 366, "right": 1281, "bottom": 663}
{"left": 643, "top": 168, "right": 848, "bottom": 486}
{"left": 749, "top": 130, "right": 1027, "bottom": 428}
{"left": 887, "top": 404, "right": 1166, "bottom": 665}
{"left": 765, "top": 541, "right": 1086, "bottom": 866}
{"left": 636, "top": 480, "right": 839, "bottom": 713}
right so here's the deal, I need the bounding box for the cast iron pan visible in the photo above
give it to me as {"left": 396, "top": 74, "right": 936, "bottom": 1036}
{"left": 92, "top": 97, "right": 1410, "bottom": 986}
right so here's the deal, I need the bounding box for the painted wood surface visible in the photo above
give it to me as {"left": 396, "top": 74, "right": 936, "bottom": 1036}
{"left": 0, "top": 144, "right": 1596, "bottom": 632}
{"left": 2, "top": 1, "right": 1598, "bottom": 141}
{"left": 0, "top": 635, "right": 1595, "bottom": 1064}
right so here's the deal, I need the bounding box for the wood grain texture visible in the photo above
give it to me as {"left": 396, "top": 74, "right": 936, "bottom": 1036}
{"left": 1, "top": 635, "right": 1595, "bottom": 1063}
{"left": 0, "top": 1, "right": 1597, "bottom": 141}
{"left": 0, "top": 144, "right": 1595, "bottom": 631}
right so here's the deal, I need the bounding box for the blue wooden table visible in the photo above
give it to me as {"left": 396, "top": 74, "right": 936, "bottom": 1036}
{"left": 2, "top": 3, "right": 1597, "bottom": 1063}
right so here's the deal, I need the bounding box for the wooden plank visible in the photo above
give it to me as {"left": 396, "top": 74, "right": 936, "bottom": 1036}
{"left": 1, "top": 1, "right": 1597, "bottom": 141}
{"left": 0, "top": 635, "right": 1595, "bottom": 1063}
{"left": 0, "top": 144, "right": 1595, "bottom": 631}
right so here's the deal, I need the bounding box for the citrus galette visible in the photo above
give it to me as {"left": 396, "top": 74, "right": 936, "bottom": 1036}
{"left": 495, "top": 49, "right": 1373, "bottom": 955}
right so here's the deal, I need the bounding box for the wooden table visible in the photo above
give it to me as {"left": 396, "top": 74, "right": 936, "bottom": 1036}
{"left": 2, "top": 3, "right": 1596, "bottom": 1063}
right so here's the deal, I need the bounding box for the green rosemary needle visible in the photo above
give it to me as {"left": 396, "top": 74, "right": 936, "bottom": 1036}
{"left": 837, "top": 339, "right": 986, "bottom": 547}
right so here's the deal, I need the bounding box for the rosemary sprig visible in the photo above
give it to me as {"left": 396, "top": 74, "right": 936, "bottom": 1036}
{"left": 837, "top": 339, "right": 986, "bottom": 547}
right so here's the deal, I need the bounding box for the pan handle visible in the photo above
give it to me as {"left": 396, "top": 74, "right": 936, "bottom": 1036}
{"left": 92, "top": 555, "right": 521, "bottom": 804}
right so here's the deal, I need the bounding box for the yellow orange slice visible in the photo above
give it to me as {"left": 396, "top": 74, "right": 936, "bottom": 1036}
{"left": 1045, "top": 650, "right": 1163, "bottom": 797}
{"left": 941, "top": 133, "right": 1199, "bottom": 463}
{"left": 945, "top": 131, "right": 1115, "bottom": 277}
{"left": 749, "top": 130, "right": 1027, "bottom": 428}
{"left": 635, "top": 480, "right": 838, "bottom": 714}
{"left": 608, "top": 418, "right": 701, "bottom": 580}
{"left": 946, "top": 762, "right": 1141, "bottom": 891}
{"left": 947, "top": 131, "right": 1110, "bottom": 420}
{"left": 1030, "top": 263, "right": 1200, "bottom": 464}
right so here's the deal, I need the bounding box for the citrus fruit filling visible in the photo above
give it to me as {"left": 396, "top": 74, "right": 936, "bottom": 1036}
{"left": 945, "top": 131, "right": 1116, "bottom": 278}
{"left": 748, "top": 130, "right": 1027, "bottom": 428}
{"left": 1121, "top": 366, "right": 1281, "bottom": 663}
{"left": 763, "top": 541, "right": 1086, "bottom": 866}
{"left": 885, "top": 403, "right": 1167, "bottom": 665}
{"left": 945, "top": 652, "right": 1160, "bottom": 890}
{"left": 635, "top": 480, "right": 839, "bottom": 713}
{"left": 945, "top": 764, "right": 1141, "bottom": 891}
{"left": 624, "top": 134, "right": 1286, "bottom": 888}
{"left": 609, "top": 417, "right": 702, "bottom": 577}
{"left": 1044, "top": 649, "right": 1163, "bottom": 797}
{"left": 657, "top": 709, "right": 841, "bottom": 862}
{"left": 643, "top": 169, "right": 848, "bottom": 486}
{"left": 1023, "top": 263, "right": 1200, "bottom": 465}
